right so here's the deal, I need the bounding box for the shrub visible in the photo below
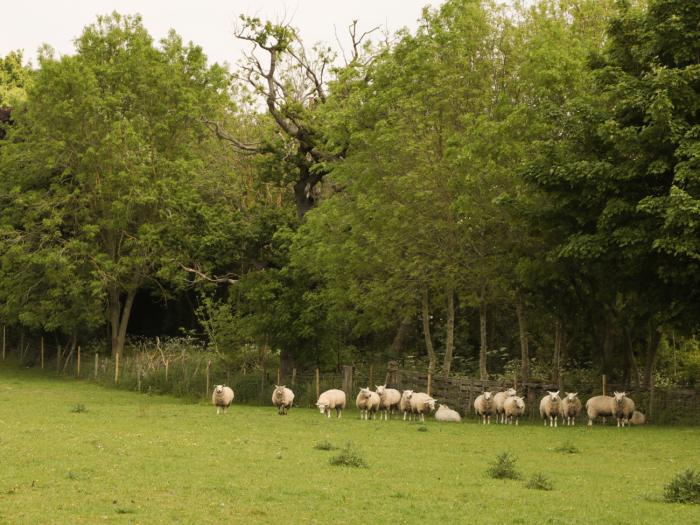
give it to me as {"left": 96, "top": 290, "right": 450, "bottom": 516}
{"left": 487, "top": 452, "right": 521, "bottom": 480}
{"left": 417, "top": 425, "right": 428, "bottom": 432}
{"left": 663, "top": 469, "right": 700, "bottom": 504}
{"left": 314, "top": 440, "right": 337, "bottom": 451}
{"left": 554, "top": 441, "right": 579, "bottom": 454}
{"left": 329, "top": 442, "right": 368, "bottom": 468}
{"left": 527, "top": 473, "right": 554, "bottom": 491}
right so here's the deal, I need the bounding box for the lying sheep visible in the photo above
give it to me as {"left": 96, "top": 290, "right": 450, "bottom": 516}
{"left": 400, "top": 390, "right": 414, "bottom": 421}
{"left": 561, "top": 392, "right": 582, "bottom": 426}
{"left": 356, "top": 387, "right": 381, "bottom": 420}
{"left": 611, "top": 391, "right": 635, "bottom": 427}
{"left": 212, "top": 385, "right": 234, "bottom": 415}
{"left": 503, "top": 396, "right": 525, "bottom": 425}
{"left": 376, "top": 385, "right": 401, "bottom": 420}
{"left": 271, "top": 385, "right": 295, "bottom": 415}
{"left": 410, "top": 392, "right": 437, "bottom": 423}
{"left": 630, "top": 410, "right": 646, "bottom": 425}
{"left": 539, "top": 390, "right": 562, "bottom": 427}
{"left": 316, "top": 389, "right": 347, "bottom": 418}
{"left": 474, "top": 392, "right": 494, "bottom": 425}
{"left": 494, "top": 388, "right": 517, "bottom": 424}
{"left": 435, "top": 404, "right": 461, "bottom": 422}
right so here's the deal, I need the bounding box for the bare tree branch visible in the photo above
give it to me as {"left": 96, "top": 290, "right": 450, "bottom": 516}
{"left": 180, "top": 263, "right": 238, "bottom": 285}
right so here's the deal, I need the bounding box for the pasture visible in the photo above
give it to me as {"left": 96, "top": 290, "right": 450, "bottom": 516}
{"left": 0, "top": 367, "right": 699, "bottom": 524}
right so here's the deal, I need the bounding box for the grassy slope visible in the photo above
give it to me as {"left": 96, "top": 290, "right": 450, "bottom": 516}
{"left": 1, "top": 367, "right": 699, "bottom": 525}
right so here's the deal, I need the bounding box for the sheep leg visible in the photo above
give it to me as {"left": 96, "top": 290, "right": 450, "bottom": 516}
{"left": 515, "top": 418, "right": 519, "bottom": 426}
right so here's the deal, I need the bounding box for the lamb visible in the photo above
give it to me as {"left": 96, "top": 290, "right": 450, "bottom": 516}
{"left": 409, "top": 392, "right": 437, "bottom": 423}
{"left": 212, "top": 385, "right": 234, "bottom": 414}
{"left": 400, "top": 390, "right": 414, "bottom": 421}
{"left": 503, "top": 396, "right": 526, "bottom": 425}
{"left": 611, "top": 391, "right": 635, "bottom": 427}
{"left": 474, "top": 392, "right": 494, "bottom": 424}
{"left": 355, "top": 387, "right": 381, "bottom": 420}
{"left": 493, "top": 388, "right": 517, "bottom": 424}
{"left": 435, "top": 404, "right": 461, "bottom": 422}
{"left": 539, "top": 390, "right": 562, "bottom": 427}
{"left": 630, "top": 410, "right": 646, "bottom": 425}
{"left": 561, "top": 392, "right": 582, "bottom": 426}
{"left": 316, "top": 389, "right": 347, "bottom": 418}
{"left": 271, "top": 385, "right": 295, "bottom": 415}
{"left": 375, "top": 385, "right": 401, "bottom": 420}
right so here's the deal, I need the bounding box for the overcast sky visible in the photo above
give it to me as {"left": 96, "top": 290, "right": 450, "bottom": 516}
{"left": 1, "top": 1, "right": 446, "bottom": 67}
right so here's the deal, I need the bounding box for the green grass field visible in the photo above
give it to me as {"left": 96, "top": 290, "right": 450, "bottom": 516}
{"left": 1, "top": 366, "right": 699, "bottom": 524}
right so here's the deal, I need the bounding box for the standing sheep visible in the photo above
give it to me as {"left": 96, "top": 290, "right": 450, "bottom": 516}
{"left": 356, "top": 387, "right": 381, "bottom": 420}
{"left": 503, "top": 396, "right": 526, "bottom": 425}
{"left": 494, "top": 388, "right": 517, "bottom": 424}
{"left": 611, "top": 391, "right": 635, "bottom": 427}
{"left": 630, "top": 410, "right": 646, "bottom": 425}
{"left": 376, "top": 385, "right": 401, "bottom": 420}
{"left": 474, "top": 392, "right": 494, "bottom": 424}
{"left": 409, "top": 392, "right": 437, "bottom": 423}
{"left": 539, "top": 390, "right": 562, "bottom": 427}
{"left": 400, "top": 390, "right": 414, "bottom": 421}
{"left": 316, "top": 389, "right": 347, "bottom": 418}
{"left": 271, "top": 385, "right": 295, "bottom": 415}
{"left": 212, "top": 385, "right": 234, "bottom": 415}
{"left": 435, "top": 404, "right": 461, "bottom": 422}
{"left": 586, "top": 395, "right": 614, "bottom": 426}
{"left": 561, "top": 392, "right": 582, "bottom": 426}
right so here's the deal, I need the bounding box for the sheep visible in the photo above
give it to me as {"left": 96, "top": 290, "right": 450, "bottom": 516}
{"left": 316, "top": 389, "right": 347, "bottom": 418}
{"left": 409, "top": 392, "right": 437, "bottom": 423}
{"left": 561, "top": 392, "right": 582, "bottom": 426}
{"left": 271, "top": 385, "right": 295, "bottom": 415}
{"left": 585, "top": 395, "right": 614, "bottom": 426}
{"left": 503, "top": 396, "right": 526, "bottom": 425}
{"left": 212, "top": 385, "right": 234, "bottom": 415}
{"left": 474, "top": 392, "right": 494, "bottom": 424}
{"left": 400, "top": 390, "right": 414, "bottom": 421}
{"left": 494, "top": 388, "right": 517, "bottom": 424}
{"left": 630, "top": 410, "right": 646, "bottom": 425}
{"left": 435, "top": 404, "right": 461, "bottom": 422}
{"left": 611, "top": 391, "right": 635, "bottom": 427}
{"left": 355, "top": 387, "right": 381, "bottom": 420}
{"left": 375, "top": 385, "right": 401, "bottom": 420}
{"left": 539, "top": 390, "right": 562, "bottom": 427}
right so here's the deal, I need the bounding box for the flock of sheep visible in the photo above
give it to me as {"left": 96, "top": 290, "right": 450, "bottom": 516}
{"left": 211, "top": 383, "right": 647, "bottom": 427}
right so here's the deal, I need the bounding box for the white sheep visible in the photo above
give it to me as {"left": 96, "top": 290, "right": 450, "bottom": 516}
{"left": 494, "top": 388, "right": 517, "bottom": 424}
{"left": 400, "top": 390, "right": 414, "bottom": 421}
{"left": 271, "top": 385, "right": 295, "bottom": 415}
{"left": 376, "top": 385, "right": 401, "bottom": 420}
{"left": 435, "top": 404, "right": 461, "bottom": 422}
{"left": 586, "top": 392, "right": 635, "bottom": 427}
{"left": 212, "top": 385, "right": 234, "bottom": 415}
{"left": 503, "top": 395, "right": 525, "bottom": 425}
{"left": 409, "top": 392, "right": 436, "bottom": 423}
{"left": 561, "top": 392, "right": 582, "bottom": 426}
{"left": 474, "top": 392, "right": 494, "bottom": 424}
{"left": 316, "top": 389, "right": 347, "bottom": 418}
{"left": 611, "top": 391, "right": 635, "bottom": 427}
{"left": 539, "top": 390, "right": 562, "bottom": 427}
{"left": 355, "top": 387, "right": 381, "bottom": 420}
{"left": 630, "top": 410, "right": 646, "bottom": 425}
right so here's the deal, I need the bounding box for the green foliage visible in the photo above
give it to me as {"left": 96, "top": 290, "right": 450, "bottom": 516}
{"left": 527, "top": 473, "right": 554, "bottom": 491}
{"left": 329, "top": 442, "right": 368, "bottom": 468}
{"left": 664, "top": 469, "right": 700, "bottom": 504}
{"left": 554, "top": 441, "right": 580, "bottom": 454}
{"left": 487, "top": 452, "right": 521, "bottom": 480}
{"left": 313, "top": 440, "right": 337, "bottom": 451}
{"left": 0, "top": 50, "right": 30, "bottom": 107}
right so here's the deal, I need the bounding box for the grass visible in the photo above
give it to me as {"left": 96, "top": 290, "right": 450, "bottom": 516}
{"left": 554, "top": 440, "right": 580, "bottom": 454}
{"left": 526, "top": 472, "right": 554, "bottom": 491}
{"left": 1, "top": 365, "right": 700, "bottom": 524}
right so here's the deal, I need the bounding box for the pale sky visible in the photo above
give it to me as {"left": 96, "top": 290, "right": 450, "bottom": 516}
{"left": 1, "top": 1, "right": 446, "bottom": 68}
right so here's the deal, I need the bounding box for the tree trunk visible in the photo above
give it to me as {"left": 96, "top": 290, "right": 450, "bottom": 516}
{"left": 389, "top": 313, "right": 413, "bottom": 357}
{"left": 643, "top": 326, "right": 662, "bottom": 390}
{"left": 552, "top": 318, "right": 563, "bottom": 385}
{"left": 478, "top": 302, "right": 488, "bottom": 380}
{"left": 109, "top": 288, "right": 137, "bottom": 358}
{"left": 420, "top": 288, "right": 436, "bottom": 374}
{"left": 601, "top": 313, "right": 614, "bottom": 377}
{"left": 280, "top": 348, "right": 295, "bottom": 383}
{"left": 515, "top": 294, "right": 529, "bottom": 383}
{"left": 442, "top": 287, "right": 455, "bottom": 379}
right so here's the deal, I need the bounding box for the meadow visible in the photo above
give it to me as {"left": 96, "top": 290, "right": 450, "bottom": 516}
{"left": 1, "top": 366, "right": 699, "bottom": 525}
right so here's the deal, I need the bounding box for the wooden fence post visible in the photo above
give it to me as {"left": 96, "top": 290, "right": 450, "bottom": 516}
{"left": 291, "top": 367, "right": 297, "bottom": 387}
{"left": 76, "top": 346, "right": 81, "bottom": 377}
{"left": 427, "top": 369, "right": 433, "bottom": 397}
{"left": 602, "top": 374, "right": 607, "bottom": 396}
{"left": 206, "top": 360, "right": 211, "bottom": 395}
{"left": 115, "top": 353, "right": 120, "bottom": 384}
{"left": 368, "top": 364, "right": 373, "bottom": 388}
{"left": 40, "top": 337, "right": 44, "bottom": 369}
{"left": 315, "top": 367, "right": 320, "bottom": 401}
{"left": 276, "top": 367, "right": 281, "bottom": 385}
{"left": 342, "top": 365, "right": 354, "bottom": 398}
{"left": 56, "top": 344, "right": 61, "bottom": 373}
{"left": 94, "top": 353, "right": 99, "bottom": 379}
{"left": 1, "top": 325, "right": 5, "bottom": 360}
{"left": 165, "top": 360, "right": 169, "bottom": 382}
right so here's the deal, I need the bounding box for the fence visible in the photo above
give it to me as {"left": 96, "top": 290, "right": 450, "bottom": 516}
{"left": 1, "top": 326, "right": 698, "bottom": 424}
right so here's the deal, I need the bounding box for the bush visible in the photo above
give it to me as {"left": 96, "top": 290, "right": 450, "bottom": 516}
{"left": 487, "top": 452, "right": 521, "bottom": 480}
{"left": 329, "top": 442, "right": 368, "bottom": 468}
{"left": 663, "top": 469, "right": 700, "bottom": 504}
{"left": 526, "top": 473, "right": 554, "bottom": 491}
{"left": 314, "top": 440, "right": 337, "bottom": 451}
{"left": 554, "top": 441, "right": 580, "bottom": 454}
